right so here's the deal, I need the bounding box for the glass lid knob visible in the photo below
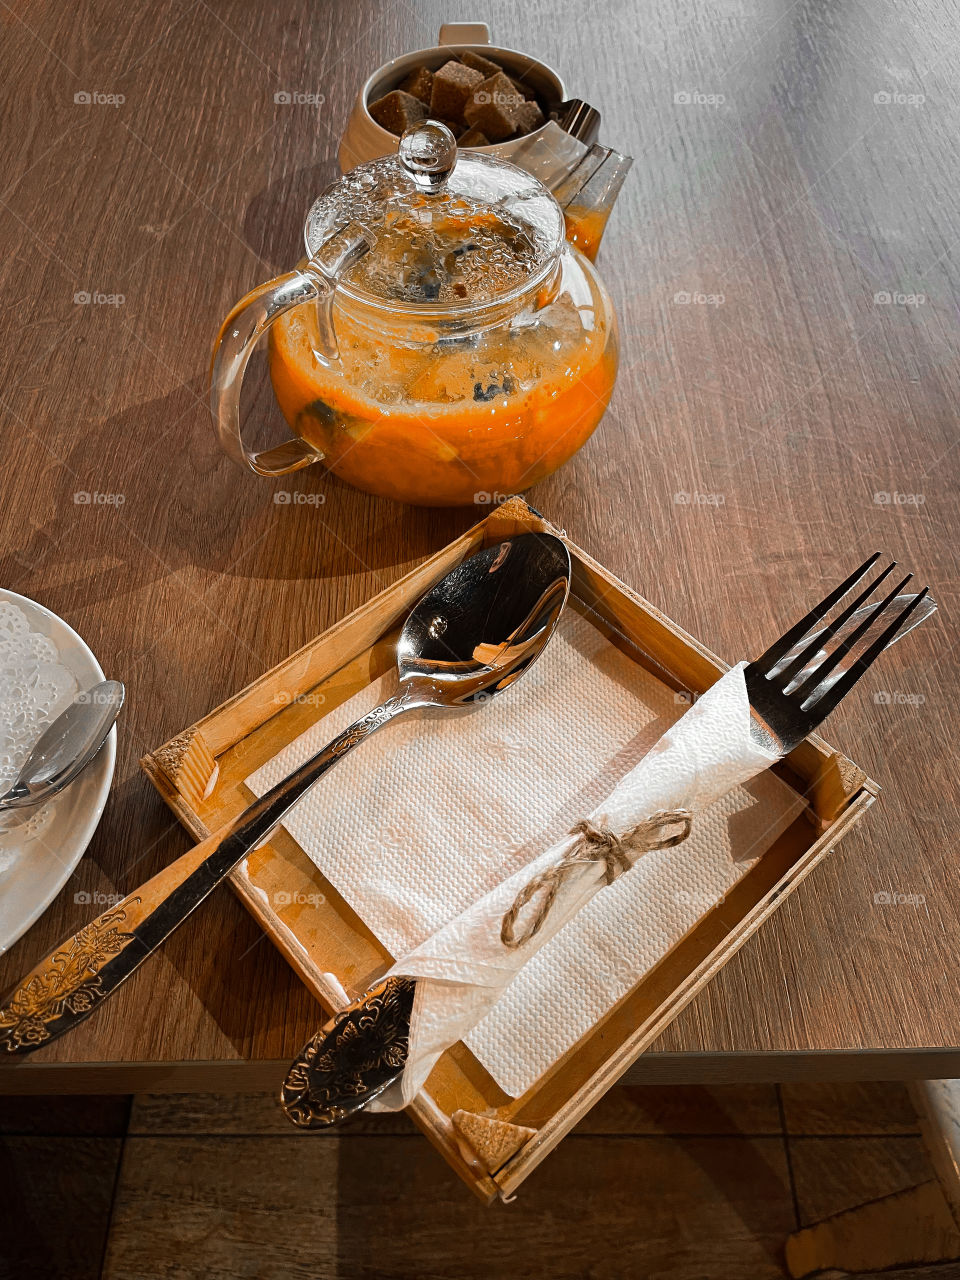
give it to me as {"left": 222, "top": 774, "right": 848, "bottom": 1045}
{"left": 398, "top": 121, "right": 458, "bottom": 193}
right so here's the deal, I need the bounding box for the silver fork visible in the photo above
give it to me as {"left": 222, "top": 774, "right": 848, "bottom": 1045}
{"left": 280, "top": 554, "right": 932, "bottom": 1130}
{"left": 745, "top": 553, "right": 929, "bottom": 753}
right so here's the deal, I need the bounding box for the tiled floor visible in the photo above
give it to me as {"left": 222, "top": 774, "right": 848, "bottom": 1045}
{"left": 0, "top": 1082, "right": 954, "bottom": 1279}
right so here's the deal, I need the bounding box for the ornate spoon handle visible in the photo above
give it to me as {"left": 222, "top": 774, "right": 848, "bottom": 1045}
{"left": 0, "top": 695, "right": 411, "bottom": 1055}
{"left": 0, "top": 830, "right": 227, "bottom": 1053}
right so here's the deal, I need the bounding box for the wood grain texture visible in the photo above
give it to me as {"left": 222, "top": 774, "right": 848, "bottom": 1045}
{"left": 790, "top": 1135, "right": 932, "bottom": 1225}
{"left": 126, "top": 1081, "right": 783, "bottom": 1135}
{"left": 785, "top": 1180, "right": 960, "bottom": 1277}
{"left": 911, "top": 1079, "right": 960, "bottom": 1225}
{"left": 0, "top": 0, "right": 957, "bottom": 1092}
{"left": 781, "top": 1080, "right": 920, "bottom": 1135}
{"left": 102, "top": 1133, "right": 795, "bottom": 1279}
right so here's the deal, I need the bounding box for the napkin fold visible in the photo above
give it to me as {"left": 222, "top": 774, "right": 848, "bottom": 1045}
{"left": 383, "top": 663, "right": 779, "bottom": 1105}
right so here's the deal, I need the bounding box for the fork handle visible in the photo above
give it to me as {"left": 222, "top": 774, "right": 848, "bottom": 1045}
{"left": 0, "top": 692, "right": 413, "bottom": 1055}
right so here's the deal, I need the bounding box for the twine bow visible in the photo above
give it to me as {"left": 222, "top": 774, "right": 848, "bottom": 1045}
{"left": 500, "top": 810, "right": 694, "bottom": 949}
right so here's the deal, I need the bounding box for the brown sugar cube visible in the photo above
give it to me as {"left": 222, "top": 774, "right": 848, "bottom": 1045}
{"left": 511, "top": 98, "right": 544, "bottom": 136}
{"left": 463, "top": 96, "right": 515, "bottom": 141}
{"left": 463, "top": 71, "right": 523, "bottom": 141}
{"left": 368, "top": 89, "right": 426, "bottom": 135}
{"left": 460, "top": 49, "right": 503, "bottom": 78}
{"left": 430, "top": 60, "right": 484, "bottom": 123}
{"left": 458, "top": 126, "right": 490, "bottom": 148}
{"left": 437, "top": 118, "right": 466, "bottom": 139}
{"left": 398, "top": 65, "right": 434, "bottom": 106}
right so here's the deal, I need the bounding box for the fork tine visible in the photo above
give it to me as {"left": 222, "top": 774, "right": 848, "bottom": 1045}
{"left": 804, "top": 588, "right": 929, "bottom": 720}
{"left": 770, "top": 559, "right": 895, "bottom": 688}
{"left": 790, "top": 572, "right": 912, "bottom": 704}
{"left": 752, "top": 553, "right": 881, "bottom": 676}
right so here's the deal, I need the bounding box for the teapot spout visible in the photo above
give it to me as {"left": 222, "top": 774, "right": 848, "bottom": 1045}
{"left": 509, "top": 122, "right": 632, "bottom": 260}
{"left": 552, "top": 145, "right": 632, "bottom": 261}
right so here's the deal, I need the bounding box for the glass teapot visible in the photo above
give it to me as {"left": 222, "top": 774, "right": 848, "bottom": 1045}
{"left": 210, "top": 122, "right": 629, "bottom": 507}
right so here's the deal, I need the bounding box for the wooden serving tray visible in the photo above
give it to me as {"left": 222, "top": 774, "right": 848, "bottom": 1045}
{"left": 141, "top": 496, "right": 878, "bottom": 1202}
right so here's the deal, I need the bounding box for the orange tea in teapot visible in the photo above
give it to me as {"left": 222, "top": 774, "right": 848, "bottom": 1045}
{"left": 268, "top": 219, "right": 617, "bottom": 506}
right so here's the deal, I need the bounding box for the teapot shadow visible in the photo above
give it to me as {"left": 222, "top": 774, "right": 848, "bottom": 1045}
{"left": 1, "top": 373, "right": 475, "bottom": 608}
{"left": 242, "top": 160, "right": 343, "bottom": 274}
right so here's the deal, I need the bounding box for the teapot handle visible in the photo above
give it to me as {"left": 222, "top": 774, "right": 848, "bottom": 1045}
{"left": 210, "top": 223, "right": 373, "bottom": 477}
{"left": 438, "top": 22, "right": 490, "bottom": 44}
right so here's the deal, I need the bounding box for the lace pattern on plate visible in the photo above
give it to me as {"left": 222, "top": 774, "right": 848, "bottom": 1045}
{"left": 0, "top": 600, "right": 78, "bottom": 851}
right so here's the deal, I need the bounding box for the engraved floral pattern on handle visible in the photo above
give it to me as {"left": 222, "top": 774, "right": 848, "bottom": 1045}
{"left": 0, "top": 901, "right": 139, "bottom": 1052}
{"left": 329, "top": 693, "right": 411, "bottom": 758}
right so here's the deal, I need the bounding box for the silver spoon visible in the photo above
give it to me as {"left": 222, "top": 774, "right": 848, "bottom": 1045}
{"left": 0, "top": 680, "right": 125, "bottom": 813}
{"left": 0, "top": 534, "right": 571, "bottom": 1054}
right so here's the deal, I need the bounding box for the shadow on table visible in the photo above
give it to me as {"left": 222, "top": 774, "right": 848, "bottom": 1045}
{"left": 1, "top": 373, "right": 476, "bottom": 608}
{"left": 241, "top": 160, "right": 340, "bottom": 275}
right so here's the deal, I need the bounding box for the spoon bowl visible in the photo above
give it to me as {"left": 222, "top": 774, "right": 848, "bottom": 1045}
{"left": 397, "top": 534, "right": 571, "bottom": 705}
{"left": 0, "top": 680, "right": 125, "bottom": 812}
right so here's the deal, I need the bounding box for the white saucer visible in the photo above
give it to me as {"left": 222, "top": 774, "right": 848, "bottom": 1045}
{"left": 0, "top": 589, "right": 117, "bottom": 953}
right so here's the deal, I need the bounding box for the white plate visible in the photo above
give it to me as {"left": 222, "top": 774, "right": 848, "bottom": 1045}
{"left": 0, "top": 589, "right": 116, "bottom": 953}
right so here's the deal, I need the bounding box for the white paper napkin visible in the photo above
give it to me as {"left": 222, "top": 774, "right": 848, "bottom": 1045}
{"left": 246, "top": 609, "right": 804, "bottom": 1097}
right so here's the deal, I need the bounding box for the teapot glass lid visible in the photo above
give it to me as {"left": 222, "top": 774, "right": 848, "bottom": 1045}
{"left": 304, "top": 122, "right": 564, "bottom": 308}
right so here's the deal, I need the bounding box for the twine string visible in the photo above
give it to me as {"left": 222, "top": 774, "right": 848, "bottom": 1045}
{"left": 500, "top": 810, "right": 694, "bottom": 949}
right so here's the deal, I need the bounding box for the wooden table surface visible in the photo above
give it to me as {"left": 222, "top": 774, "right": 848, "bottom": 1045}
{"left": 0, "top": 0, "right": 957, "bottom": 1094}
